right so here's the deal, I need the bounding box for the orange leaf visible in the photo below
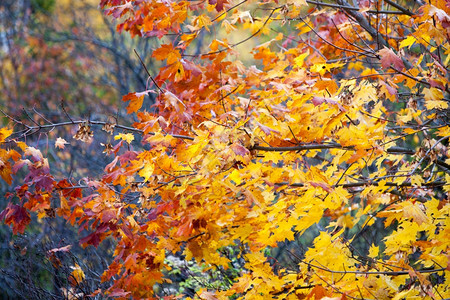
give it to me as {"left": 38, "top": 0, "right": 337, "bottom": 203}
{"left": 152, "top": 44, "right": 181, "bottom": 65}
{"left": 122, "top": 92, "right": 146, "bottom": 114}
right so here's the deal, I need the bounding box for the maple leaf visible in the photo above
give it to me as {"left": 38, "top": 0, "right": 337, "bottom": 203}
{"left": 378, "top": 47, "right": 405, "bottom": 70}
{"left": 5, "top": 1, "right": 450, "bottom": 298}
{"left": 309, "top": 181, "right": 333, "bottom": 193}
{"left": 104, "top": 2, "right": 133, "bottom": 18}
{"left": 55, "top": 137, "right": 68, "bottom": 149}
{"left": 0, "top": 203, "right": 31, "bottom": 234}
{"left": 114, "top": 133, "right": 134, "bottom": 144}
{"left": 139, "top": 163, "right": 154, "bottom": 182}
{"left": 70, "top": 264, "right": 85, "bottom": 286}
{"left": 24, "top": 147, "right": 44, "bottom": 162}
{"left": 0, "top": 127, "right": 13, "bottom": 142}
{"left": 307, "top": 285, "right": 330, "bottom": 299}
{"left": 399, "top": 36, "right": 416, "bottom": 49}
{"left": 164, "top": 91, "right": 185, "bottom": 112}
{"left": 152, "top": 44, "right": 181, "bottom": 65}
{"left": 199, "top": 290, "right": 218, "bottom": 300}
{"left": 122, "top": 91, "right": 150, "bottom": 114}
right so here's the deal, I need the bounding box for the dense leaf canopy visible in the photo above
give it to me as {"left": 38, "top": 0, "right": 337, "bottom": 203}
{"left": 1, "top": 0, "right": 449, "bottom": 299}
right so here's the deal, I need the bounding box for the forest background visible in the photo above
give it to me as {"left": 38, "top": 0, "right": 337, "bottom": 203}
{"left": 0, "top": 0, "right": 449, "bottom": 299}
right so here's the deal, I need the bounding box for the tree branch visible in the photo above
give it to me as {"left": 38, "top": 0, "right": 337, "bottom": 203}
{"left": 382, "top": 0, "right": 413, "bottom": 16}
{"left": 306, "top": 0, "right": 412, "bottom": 15}
{"left": 336, "top": 0, "right": 389, "bottom": 48}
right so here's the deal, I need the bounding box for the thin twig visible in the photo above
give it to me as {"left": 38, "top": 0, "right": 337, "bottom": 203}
{"left": 133, "top": 49, "right": 163, "bottom": 94}
{"left": 61, "top": 99, "right": 74, "bottom": 124}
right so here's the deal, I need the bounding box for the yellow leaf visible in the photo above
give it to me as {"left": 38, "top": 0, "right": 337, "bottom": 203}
{"left": 392, "top": 289, "right": 419, "bottom": 300}
{"left": 221, "top": 20, "right": 236, "bottom": 34}
{"left": 423, "top": 87, "right": 443, "bottom": 101}
{"left": 402, "top": 201, "right": 428, "bottom": 225}
{"left": 445, "top": 174, "right": 450, "bottom": 193}
{"left": 425, "top": 99, "right": 448, "bottom": 110}
{"left": 0, "top": 127, "right": 13, "bottom": 142}
{"left": 139, "top": 163, "right": 154, "bottom": 182}
{"left": 294, "top": 50, "right": 309, "bottom": 68}
{"left": 114, "top": 133, "right": 135, "bottom": 144}
{"left": 70, "top": 264, "right": 85, "bottom": 285}
{"left": 410, "top": 174, "right": 424, "bottom": 186}
{"left": 193, "top": 15, "right": 212, "bottom": 31}
{"left": 399, "top": 36, "right": 416, "bottom": 49}
{"left": 368, "top": 244, "right": 379, "bottom": 258}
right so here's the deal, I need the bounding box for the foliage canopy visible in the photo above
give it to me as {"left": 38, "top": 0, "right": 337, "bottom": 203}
{"left": 1, "top": 0, "right": 450, "bottom": 299}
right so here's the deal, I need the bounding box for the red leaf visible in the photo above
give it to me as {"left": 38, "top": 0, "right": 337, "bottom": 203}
{"left": 32, "top": 174, "right": 54, "bottom": 191}
{"left": 378, "top": 47, "right": 405, "bottom": 70}
{"left": 101, "top": 209, "right": 117, "bottom": 223}
{"left": 181, "top": 59, "right": 202, "bottom": 76}
{"left": 0, "top": 203, "right": 31, "bottom": 234}
{"left": 12, "top": 159, "right": 30, "bottom": 174}
{"left": 80, "top": 232, "right": 101, "bottom": 247}
{"left": 105, "top": 157, "right": 119, "bottom": 172}
{"left": 380, "top": 80, "right": 397, "bottom": 96}
{"left": 311, "top": 96, "right": 345, "bottom": 111}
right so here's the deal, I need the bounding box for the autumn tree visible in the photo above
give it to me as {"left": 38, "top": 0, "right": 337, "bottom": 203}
{"left": 0, "top": 1, "right": 169, "bottom": 297}
{"left": 1, "top": 0, "right": 449, "bottom": 299}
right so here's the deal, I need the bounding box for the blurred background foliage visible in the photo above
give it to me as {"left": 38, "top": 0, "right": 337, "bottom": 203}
{"left": 0, "top": 0, "right": 154, "bottom": 298}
